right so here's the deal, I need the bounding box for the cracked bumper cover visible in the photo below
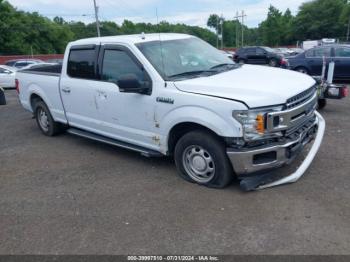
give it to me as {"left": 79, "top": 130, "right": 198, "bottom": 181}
{"left": 226, "top": 111, "right": 325, "bottom": 190}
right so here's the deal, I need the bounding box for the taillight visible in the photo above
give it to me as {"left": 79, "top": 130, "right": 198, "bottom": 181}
{"left": 15, "top": 79, "right": 19, "bottom": 94}
{"left": 280, "top": 58, "right": 288, "bottom": 66}
{"left": 341, "top": 86, "right": 348, "bottom": 98}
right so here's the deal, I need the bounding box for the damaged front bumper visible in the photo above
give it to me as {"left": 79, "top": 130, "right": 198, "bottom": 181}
{"left": 227, "top": 111, "right": 326, "bottom": 191}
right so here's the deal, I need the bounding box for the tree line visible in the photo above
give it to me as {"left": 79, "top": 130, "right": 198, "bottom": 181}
{"left": 208, "top": 0, "right": 350, "bottom": 47}
{"left": 0, "top": 0, "right": 349, "bottom": 55}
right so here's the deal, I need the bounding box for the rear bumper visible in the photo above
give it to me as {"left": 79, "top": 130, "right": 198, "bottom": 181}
{"left": 227, "top": 111, "right": 325, "bottom": 190}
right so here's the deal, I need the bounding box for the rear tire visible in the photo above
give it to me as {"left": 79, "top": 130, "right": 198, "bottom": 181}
{"left": 34, "top": 101, "right": 64, "bottom": 136}
{"left": 269, "top": 58, "right": 278, "bottom": 67}
{"left": 174, "top": 130, "right": 233, "bottom": 189}
{"left": 238, "top": 59, "right": 245, "bottom": 65}
{"left": 296, "top": 67, "right": 309, "bottom": 74}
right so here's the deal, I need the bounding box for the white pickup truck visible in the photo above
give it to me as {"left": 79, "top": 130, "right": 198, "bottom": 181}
{"left": 17, "top": 33, "right": 326, "bottom": 191}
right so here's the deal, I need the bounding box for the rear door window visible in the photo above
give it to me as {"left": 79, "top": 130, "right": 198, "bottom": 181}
{"left": 335, "top": 47, "right": 350, "bottom": 57}
{"left": 256, "top": 48, "right": 265, "bottom": 55}
{"left": 15, "top": 62, "right": 30, "bottom": 67}
{"left": 68, "top": 48, "right": 97, "bottom": 79}
{"left": 314, "top": 47, "right": 331, "bottom": 58}
{"left": 305, "top": 49, "right": 315, "bottom": 58}
{"left": 5, "top": 61, "right": 16, "bottom": 67}
{"left": 245, "top": 48, "right": 256, "bottom": 55}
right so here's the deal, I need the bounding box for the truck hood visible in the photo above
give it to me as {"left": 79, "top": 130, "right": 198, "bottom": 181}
{"left": 174, "top": 65, "right": 316, "bottom": 108}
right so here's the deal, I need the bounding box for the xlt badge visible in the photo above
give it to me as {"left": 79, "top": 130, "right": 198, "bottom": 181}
{"left": 156, "top": 97, "right": 174, "bottom": 104}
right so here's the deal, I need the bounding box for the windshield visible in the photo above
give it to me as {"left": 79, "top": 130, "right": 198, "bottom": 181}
{"left": 137, "top": 37, "right": 236, "bottom": 80}
{"left": 262, "top": 46, "right": 275, "bottom": 53}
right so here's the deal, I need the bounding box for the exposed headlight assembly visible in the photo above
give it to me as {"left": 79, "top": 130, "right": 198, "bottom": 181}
{"left": 233, "top": 106, "right": 283, "bottom": 141}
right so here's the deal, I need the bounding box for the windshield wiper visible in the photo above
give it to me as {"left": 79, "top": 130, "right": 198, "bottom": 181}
{"left": 167, "top": 70, "right": 217, "bottom": 79}
{"left": 210, "top": 63, "right": 237, "bottom": 70}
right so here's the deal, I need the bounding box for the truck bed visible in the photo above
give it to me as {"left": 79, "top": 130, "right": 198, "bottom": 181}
{"left": 17, "top": 65, "right": 67, "bottom": 124}
{"left": 20, "top": 64, "right": 62, "bottom": 77}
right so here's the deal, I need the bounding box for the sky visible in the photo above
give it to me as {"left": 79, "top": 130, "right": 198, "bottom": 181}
{"left": 8, "top": 0, "right": 310, "bottom": 28}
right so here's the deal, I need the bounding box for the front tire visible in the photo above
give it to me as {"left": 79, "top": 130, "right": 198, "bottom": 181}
{"left": 174, "top": 130, "right": 233, "bottom": 188}
{"left": 34, "top": 101, "right": 64, "bottom": 136}
{"left": 318, "top": 98, "right": 327, "bottom": 110}
{"left": 269, "top": 58, "right": 277, "bottom": 67}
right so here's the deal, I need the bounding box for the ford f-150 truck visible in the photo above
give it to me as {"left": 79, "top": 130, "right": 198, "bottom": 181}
{"left": 16, "top": 34, "right": 326, "bottom": 191}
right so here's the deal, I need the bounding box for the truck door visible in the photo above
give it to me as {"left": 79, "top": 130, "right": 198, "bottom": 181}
{"left": 90, "top": 45, "right": 159, "bottom": 150}
{"left": 59, "top": 45, "right": 102, "bottom": 131}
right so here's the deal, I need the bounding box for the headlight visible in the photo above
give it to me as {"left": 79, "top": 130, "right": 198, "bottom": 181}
{"left": 233, "top": 106, "right": 283, "bottom": 141}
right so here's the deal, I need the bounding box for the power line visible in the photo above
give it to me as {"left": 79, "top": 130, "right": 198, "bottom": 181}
{"left": 40, "top": 13, "right": 94, "bottom": 17}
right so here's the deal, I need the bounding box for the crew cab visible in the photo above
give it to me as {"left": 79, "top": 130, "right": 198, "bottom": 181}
{"left": 16, "top": 34, "right": 325, "bottom": 191}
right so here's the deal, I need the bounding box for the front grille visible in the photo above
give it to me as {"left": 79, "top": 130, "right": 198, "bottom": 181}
{"left": 285, "top": 114, "right": 316, "bottom": 138}
{"left": 286, "top": 86, "right": 317, "bottom": 109}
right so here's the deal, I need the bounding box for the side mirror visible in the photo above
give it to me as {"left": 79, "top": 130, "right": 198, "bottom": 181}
{"left": 117, "top": 74, "right": 149, "bottom": 94}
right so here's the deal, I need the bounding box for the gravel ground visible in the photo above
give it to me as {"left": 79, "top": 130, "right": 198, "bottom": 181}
{"left": 0, "top": 89, "right": 349, "bottom": 255}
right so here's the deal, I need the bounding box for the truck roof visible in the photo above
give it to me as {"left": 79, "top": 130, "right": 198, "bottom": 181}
{"left": 70, "top": 33, "right": 193, "bottom": 46}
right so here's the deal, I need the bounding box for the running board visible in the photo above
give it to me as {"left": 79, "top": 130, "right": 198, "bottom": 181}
{"left": 66, "top": 128, "right": 163, "bottom": 158}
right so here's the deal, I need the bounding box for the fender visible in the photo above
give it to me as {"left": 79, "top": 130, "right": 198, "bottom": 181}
{"left": 159, "top": 105, "right": 243, "bottom": 152}
{"left": 27, "top": 83, "right": 67, "bottom": 124}
{"left": 27, "top": 84, "right": 52, "bottom": 112}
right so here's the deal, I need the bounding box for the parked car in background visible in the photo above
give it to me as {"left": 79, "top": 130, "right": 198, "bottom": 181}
{"left": 234, "top": 46, "right": 287, "bottom": 67}
{"left": 287, "top": 45, "right": 350, "bottom": 79}
{"left": 0, "top": 65, "right": 17, "bottom": 88}
{"left": 290, "top": 48, "right": 305, "bottom": 56}
{"left": 220, "top": 50, "right": 234, "bottom": 60}
{"left": 45, "top": 58, "right": 63, "bottom": 64}
{"left": 274, "top": 47, "right": 294, "bottom": 57}
{"left": 275, "top": 47, "right": 304, "bottom": 57}
{"left": 5, "top": 59, "right": 43, "bottom": 69}
{"left": 19, "top": 63, "right": 58, "bottom": 71}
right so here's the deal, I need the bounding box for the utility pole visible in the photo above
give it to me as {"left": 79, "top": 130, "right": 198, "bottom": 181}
{"left": 347, "top": 0, "right": 350, "bottom": 42}
{"left": 346, "top": 0, "right": 350, "bottom": 42}
{"left": 234, "top": 11, "right": 247, "bottom": 47}
{"left": 220, "top": 14, "right": 224, "bottom": 49}
{"left": 241, "top": 10, "right": 247, "bottom": 47}
{"left": 216, "top": 17, "right": 219, "bottom": 48}
{"left": 235, "top": 12, "right": 239, "bottom": 48}
{"left": 347, "top": 18, "right": 350, "bottom": 42}
{"left": 93, "top": 0, "right": 101, "bottom": 37}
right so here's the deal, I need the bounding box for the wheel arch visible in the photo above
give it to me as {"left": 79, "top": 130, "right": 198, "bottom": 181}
{"left": 167, "top": 122, "right": 224, "bottom": 156}
{"left": 294, "top": 66, "right": 310, "bottom": 74}
{"left": 30, "top": 92, "right": 45, "bottom": 111}
{"left": 159, "top": 105, "right": 242, "bottom": 154}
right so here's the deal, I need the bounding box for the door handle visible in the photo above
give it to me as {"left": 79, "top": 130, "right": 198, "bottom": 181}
{"left": 62, "top": 87, "right": 71, "bottom": 93}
